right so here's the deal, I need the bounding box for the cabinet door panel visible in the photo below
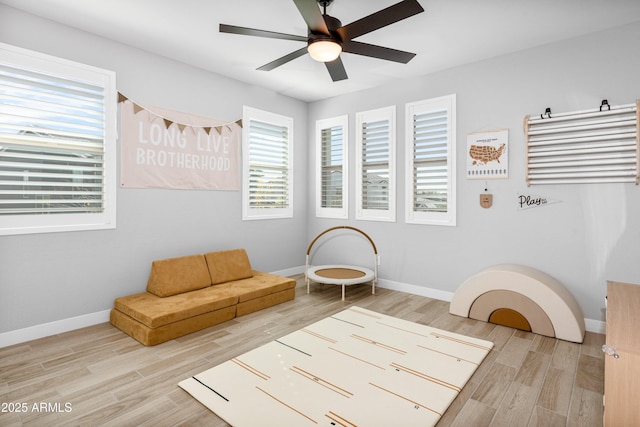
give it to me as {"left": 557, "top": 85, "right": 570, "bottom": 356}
{"left": 604, "top": 351, "right": 640, "bottom": 425}
{"left": 605, "top": 281, "right": 640, "bottom": 426}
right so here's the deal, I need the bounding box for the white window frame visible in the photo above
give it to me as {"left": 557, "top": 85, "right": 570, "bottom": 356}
{"left": 315, "top": 115, "right": 348, "bottom": 219}
{"left": 0, "top": 42, "right": 117, "bottom": 236}
{"left": 405, "top": 94, "right": 457, "bottom": 226}
{"left": 242, "top": 106, "right": 294, "bottom": 220}
{"left": 355, "top": 106, "right": 396, "bottom": 222}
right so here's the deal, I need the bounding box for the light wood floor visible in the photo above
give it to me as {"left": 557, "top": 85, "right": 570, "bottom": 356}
{"left": 0, "top": 275, "right": 604, "bottom": 426}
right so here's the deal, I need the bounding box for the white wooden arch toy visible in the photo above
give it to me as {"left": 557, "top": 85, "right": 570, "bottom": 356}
{"left": 450, "top": 264, "right": 585, "bottom": 343}
{"left": 306, "top": 226, "right": 378, "bottom": 301}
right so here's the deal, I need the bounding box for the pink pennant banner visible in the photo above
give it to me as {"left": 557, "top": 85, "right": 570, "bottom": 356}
{"left": 120, "top": 101, "right": 240, "bottom": 190}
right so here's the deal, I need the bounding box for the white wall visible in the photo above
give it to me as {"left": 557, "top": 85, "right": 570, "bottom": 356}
{"left": 0, "top": 6, "right": 309, "bottom": 335}
{"left": 307, "top": 22, "right": 640, "bottom": 323}
{"left": 1, "top": 4, "right": 639, "bottom": 342}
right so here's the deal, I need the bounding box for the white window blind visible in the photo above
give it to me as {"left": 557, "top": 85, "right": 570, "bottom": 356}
{"left": 247, "top": 121, "right": 289, "bottom": 208}
{"left": 356, "top": 106, "right": 396, "bottom": 222}
{"left": 525, "top": 101, "right": 639, "bottom": 185}
{"left": 361, "top": 120, "right": 389, "bottom": 209}
{"left": 0, "top": 42, "right": 117, "bottom": 235}
{"left": 412, "top": 110, "right": 448, "bottom": 212}
{"left": 405, "top": 95, "right": 456, "bottom": 226}
{"left": 316, "top": 115, "right": 347, "bottom": 218}
{"left": 242, "top": 106, "right": 293, "bottom": 220}
{"left": 321, "top": 126, "right": 343, "bottom": 207}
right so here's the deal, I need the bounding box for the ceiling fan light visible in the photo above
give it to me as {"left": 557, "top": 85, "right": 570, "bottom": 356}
{"left": 307, "top": 40, "right": 342, "bottom": 62}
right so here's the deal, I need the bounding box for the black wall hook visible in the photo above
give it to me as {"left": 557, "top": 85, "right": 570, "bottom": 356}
{"left": 540, "top": 107, "right": 552, "bottom": 119}
{"left": 600, "top": 99, "right": 610, "bottom": 111}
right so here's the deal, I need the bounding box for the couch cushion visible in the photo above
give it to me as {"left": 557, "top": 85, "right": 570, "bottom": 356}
{"left": 110, "top": 305, "right": 236, "bottom": 346}
{"left": 205, "top": 248, "right": 253, "bottom": 285}
{"left": 236, "top": 288, "right": 296, "bottom": 317}
{"left": 215, "top": 271, "right": 296, "bottom": 302}
{"left": 113, "top": 286, "right": 238, "bottom": 329}
{"left": 146, "top": 254, "right": 211, "bottom": 297}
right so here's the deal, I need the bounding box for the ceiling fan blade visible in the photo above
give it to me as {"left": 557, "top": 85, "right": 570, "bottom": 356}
{"left": 220, "top": 24, "right": 307, "bottom": 42}
{"left": 325, "top": 56, "right": 348, "bottom": 81}
{"left": 342, "top": 40, "right": 416, "bottom": 63}
{"left": 257, "top": 47, "right": 309, "bottom": 71}
{"left": 337, "top": 0, "right": 424, "bottom": 40}
{"left": 292, "top": 0, "right": 330, "bottom": 34}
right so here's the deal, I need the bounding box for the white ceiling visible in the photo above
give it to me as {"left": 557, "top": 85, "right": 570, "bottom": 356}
{"left": 2, "top": 0, "right": 640, "bottom": 102}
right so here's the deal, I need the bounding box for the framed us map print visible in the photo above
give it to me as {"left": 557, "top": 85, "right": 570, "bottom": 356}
{"left": 467, "top": 129, "right": 509, "bottom": 179}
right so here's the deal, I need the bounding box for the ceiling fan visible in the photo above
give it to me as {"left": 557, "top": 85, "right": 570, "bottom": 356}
{"left": 219, "top": 0, "right": 425, "bottom": 81}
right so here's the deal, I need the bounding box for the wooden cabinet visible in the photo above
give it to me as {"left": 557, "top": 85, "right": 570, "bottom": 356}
{"left": 604, "top": 281, "right": 640, "bottom": 426}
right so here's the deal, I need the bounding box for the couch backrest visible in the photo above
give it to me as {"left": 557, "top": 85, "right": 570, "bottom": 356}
{"left": 205, "top": 248, "right": 253, "bottom": 285}
{"left": 146, "top": 254, "right": 211, "bottom": 297}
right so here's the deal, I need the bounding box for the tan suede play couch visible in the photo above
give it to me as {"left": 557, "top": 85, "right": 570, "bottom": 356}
{"left": 110, "top": 249, "right": 296, "bottom": 346}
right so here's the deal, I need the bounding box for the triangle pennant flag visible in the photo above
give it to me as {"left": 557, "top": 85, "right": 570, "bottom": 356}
{"left": 204, "top": 127, "right": 212, "bottom": 135}
{"left": 178, "top": 124, "right": 188, "bottom": 133}
{"left": 133, "top": 103, "right": 144, "bottom": 114}
{"left": 163, "top": 118, "right": 173, "bottom": 129}
{"left": 236, "top": 119, "right": 243, "bottom": 128}
{"left": 118, "top": 93, "right": 128, "bottom": 103}
{"left": 214, "top": 126, "right": 223, "bottom": 135}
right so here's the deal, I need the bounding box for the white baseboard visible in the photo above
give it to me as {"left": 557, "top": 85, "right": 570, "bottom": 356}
{"left": 0, "top": 267, "right": 305, "bottom": 349}
{"left": 272, "top": 265, "right": 305, "bottom": 277}
{"left": 376, "top": 278, "right": 605, "bottom": 335}
{"left": 377, "top": 278, "right": 455, "bottom": 302}
{"left": 584, "top": 318, "right": 606, "bottom": 335}
{"left": 0, "top": 269, "right": 605, "bottom": 348}
{"left": 0, "top": 309, "right": 111, "bottom": 348}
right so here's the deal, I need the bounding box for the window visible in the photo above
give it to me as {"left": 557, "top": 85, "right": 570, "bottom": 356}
{"left": 355, "top": 106, "right": 396, "bottom": 222}
{"left": 0, "top": 43, "right": 117, "bottom": 235}
{"left": 405, "top": 94, "right": 456, "bottom": 226}
{"left": 316, "top": 115, "right": 348, "bottom": 218}
{"left": 242, "top": 106, "right": 293, "bottom": 220}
